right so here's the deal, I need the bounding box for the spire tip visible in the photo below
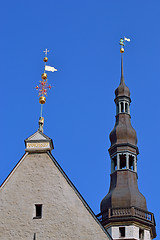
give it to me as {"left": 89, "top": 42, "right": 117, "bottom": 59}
{"left": 120, "top": 53, "right": 125, "bottom": 84}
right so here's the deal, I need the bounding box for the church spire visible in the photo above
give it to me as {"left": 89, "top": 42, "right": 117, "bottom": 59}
{"left": 99, "top": 38, "right": 156, "bottom": 239}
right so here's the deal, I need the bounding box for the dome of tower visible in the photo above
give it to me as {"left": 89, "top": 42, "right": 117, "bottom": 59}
{"left": 100, "top": 171, "right": 147, "bottom": 213}
{"left": 115, "top": 81, "right": 130, "bottom": 98}
{"left": 109, "top": 114, "right": 138, "bottom": 147}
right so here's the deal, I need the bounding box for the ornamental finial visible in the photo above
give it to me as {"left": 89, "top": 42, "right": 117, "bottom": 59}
{"left": 119, "top": 37, "right": 131, "bottom": 53}
{"left": 35, "top": 49, "right": 58, "bottom": 132}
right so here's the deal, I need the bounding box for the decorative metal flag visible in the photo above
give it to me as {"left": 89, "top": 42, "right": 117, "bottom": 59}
{"left": 45, "top": 65, "right": 57, "bottom": 72}
{"left": 124, "top": 37, "right": 131, "bottom": 42}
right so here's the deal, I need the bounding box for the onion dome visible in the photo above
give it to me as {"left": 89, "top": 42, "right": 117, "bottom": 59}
{"left": 100, "top": 170, "right": 147, "bottom": 212}
{"left": 109, "top": 114, "right": 138, "bottom": 147}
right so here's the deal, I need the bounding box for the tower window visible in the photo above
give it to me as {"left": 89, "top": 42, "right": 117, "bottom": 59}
{"left": 139, "top": 228, "right": 144, "bottom": 239}
{"left": 125, "top": 102, "right": 128, "bottom": 113}
{"left": 129, "top": 155, "right": 134, "bottom": 170}
{"left": 116, "top": 103, "right": 119, "bottom": 115}
{"left": 120, "top": 154, "right": 126, "bottom": 169}
{"left": 120, "top": 102, "right": 124, "bottom": 112}
{"left": 113, "top": 156, "right": 117, "bottom": 171}
{"left": 34, "top": 204, "right": 42, "bottom": 219}
{"left": 119, "top": 227, "right": 125, "bottom": 237}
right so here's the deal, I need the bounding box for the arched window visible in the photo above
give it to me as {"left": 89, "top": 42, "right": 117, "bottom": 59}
{"left": 120, "top": 154, "right": 126, "bottom": 169}
{"left": 139, "top": 229, "right": 144, "bottom": 239}
{"left": 116, "top": 104, "right": 119, "bottom": 115}
{"left": 120, "top": 102, "right": 124, "bottom": 112}
{"left": 129, "top": 155, "right": 134, "bottom": 170}
{"left": 125, "top": 103, "right": 128, "bottom": 113}
{"left": 113, "top": 156, "right": 117, "bottom": 171}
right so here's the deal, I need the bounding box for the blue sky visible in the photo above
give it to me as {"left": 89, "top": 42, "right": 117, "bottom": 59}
{"left": 0, "top": 0, "right": 159, "bottom": 237}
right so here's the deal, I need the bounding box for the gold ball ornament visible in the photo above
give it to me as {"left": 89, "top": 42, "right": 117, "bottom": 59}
{"left": 120, "top": 48, "right": 124, "bottom": 53}
{"left": 41, "top": 72, "right": 47, "bottom": 80}
{"left": 43, "top": 57, "right": 48, "bottom": 62}
{"left": 39, "top": 96, "right": 46, "bottom": 104}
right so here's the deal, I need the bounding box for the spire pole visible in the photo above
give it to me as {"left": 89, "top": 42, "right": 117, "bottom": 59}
{"left": 35, "top": 49, "right": 57, "bottom": 132}
{"left": 121, "top": 53, "right": 123, "bottom": 77}
{"left": 120, "top": 53, "right": 125, "bottom": 84}
{"left": 119, "top": 38, "right": 125, "bottom": 85}
{"left": 119, "top": 37, "right": 130, "bottom": 85}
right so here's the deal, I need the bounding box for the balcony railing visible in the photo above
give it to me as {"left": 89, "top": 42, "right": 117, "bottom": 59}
{"left": 96, "top": 206, "right": 155, "bottom": 224}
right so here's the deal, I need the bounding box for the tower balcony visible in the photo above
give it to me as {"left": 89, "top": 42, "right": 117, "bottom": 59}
{"left": 96, "top": 206, "right": 156, "bottom": 238}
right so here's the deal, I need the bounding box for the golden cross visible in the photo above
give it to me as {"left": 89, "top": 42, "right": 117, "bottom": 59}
{"left": 43, "top": 48, "right": 49, "bottom": 57}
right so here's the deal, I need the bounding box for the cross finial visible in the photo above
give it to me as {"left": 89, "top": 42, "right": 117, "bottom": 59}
{"left": 43, "top": 48, "right": 49, "bottom": 57}
{"left": 35, "top": 49, "right": 57, "bottom": 132}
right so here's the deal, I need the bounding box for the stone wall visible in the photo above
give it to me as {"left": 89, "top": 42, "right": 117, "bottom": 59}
{"left": 0, "top": 152, "right": 110, "bottom": 240}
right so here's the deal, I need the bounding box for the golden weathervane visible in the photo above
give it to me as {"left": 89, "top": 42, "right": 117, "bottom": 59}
{"left": 120, "top": 37, "right": 131, "bottom": 53}
{"left": 35, "top": 49, "right": 57, "bottom": 132}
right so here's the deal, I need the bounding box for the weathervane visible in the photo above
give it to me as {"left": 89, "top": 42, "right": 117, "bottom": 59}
{"left": 120, "top": 37, "right": 131, "bottom": 53}
{"left": 35, "top": 49, "right": 57, "bottom": 132}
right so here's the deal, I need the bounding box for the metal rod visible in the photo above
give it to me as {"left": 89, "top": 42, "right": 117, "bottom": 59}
{"left": 40, "top": 104, "right": 43, "bottom": 117}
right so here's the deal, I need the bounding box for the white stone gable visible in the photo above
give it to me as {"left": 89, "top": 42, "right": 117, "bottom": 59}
{"left": 26, "top": 131, "right": 50, "bottom": 141}
{"left": 25, "top": 131, "right": 54, "bottom": 152}
{"left": 0, "top": 152, "right": 112, "bottom": 240}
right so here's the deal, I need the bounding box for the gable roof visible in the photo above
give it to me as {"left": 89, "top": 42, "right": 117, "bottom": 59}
{"left": 0, "top": 131, "right": 112, "bottom": 240}
{"left": 25, "top": 130, "right": 51, "bottom": 141}
{"left": 25, "top": 130, "right": 54, "bottom": 152}
{"left": 0, "top": 151, "right": 112, "bottom": 239}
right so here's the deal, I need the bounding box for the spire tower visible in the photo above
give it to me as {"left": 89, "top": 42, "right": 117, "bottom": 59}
{"left": 97, "top": 38, "right": 156, "bottom": 240}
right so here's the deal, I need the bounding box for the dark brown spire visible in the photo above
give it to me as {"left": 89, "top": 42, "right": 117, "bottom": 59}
{"left": 120, "top": 53, "right": 124, "bottom": 84}
{"left": 101, "top": 49, "right": 146, "bottom": 213}
{"left": 99, "top": 41, "right": 156, "bottom": 239}
{"left": 115, "top": 53, "right": 130, "bottom": 98}
{"left": 109, "top": 52, "right": 138, "bottom": 153}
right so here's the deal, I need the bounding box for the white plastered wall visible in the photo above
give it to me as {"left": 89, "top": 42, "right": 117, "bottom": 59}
{"left": 107, "top": 225, "right": 151, "bottom": 240}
